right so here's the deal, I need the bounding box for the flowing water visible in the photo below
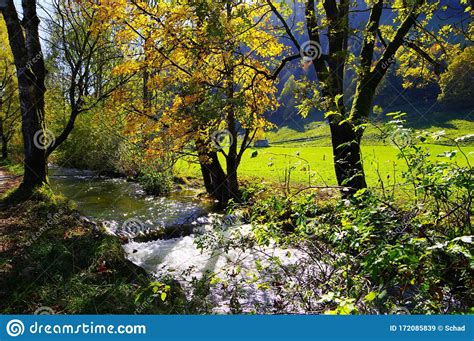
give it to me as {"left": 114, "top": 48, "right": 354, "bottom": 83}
{"left": 50, "top": 167, "right": 210, "bottom": 229}
{"left": 50, "top": 167, "right": 302, "bottom": 313}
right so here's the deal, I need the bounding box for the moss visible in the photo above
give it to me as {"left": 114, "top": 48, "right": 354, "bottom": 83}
{"left": 173, "top": 176, "right": 190, "bottom": 185}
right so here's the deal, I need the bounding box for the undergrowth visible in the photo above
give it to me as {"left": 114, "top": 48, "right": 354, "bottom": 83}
{"left": 195, "top": 116, "right": 473, "bottom": 314}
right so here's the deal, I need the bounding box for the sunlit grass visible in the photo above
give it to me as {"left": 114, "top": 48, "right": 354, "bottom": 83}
{"left": 176, "top": 143, "right": 474, "bottom": 187}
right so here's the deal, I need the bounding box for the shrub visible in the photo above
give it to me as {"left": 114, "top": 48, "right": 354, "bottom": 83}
{"left": 138, "top": 169, "right": 173, "bottom": 196}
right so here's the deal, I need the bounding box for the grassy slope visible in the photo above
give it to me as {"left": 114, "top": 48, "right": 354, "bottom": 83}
{"left": 176, "top": 117, "right": 474, "bottom": 186}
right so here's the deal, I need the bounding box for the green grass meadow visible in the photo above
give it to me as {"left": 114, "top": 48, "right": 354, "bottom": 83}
{"left": 176, "top": 119, "right": 474, "bottom": 187}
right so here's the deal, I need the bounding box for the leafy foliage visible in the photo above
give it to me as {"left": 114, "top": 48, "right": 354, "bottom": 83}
{"left": 194, "top": 118, "right": 473, "bottom": 314}
{"left": 438, "top": 46, "right": 474, "bottom": 104}
{"left": 138, "top": 168, "right": 173, "bottom": 196}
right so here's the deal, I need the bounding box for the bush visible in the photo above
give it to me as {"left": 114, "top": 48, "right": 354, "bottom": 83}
{"left": 138, "top": 169, "right": 173, "bottom": 196}
{"left": 52, "top": 109, "right": 123, "bottom": 173}
{"left": 438, "top": 46, "right": 474, "bottom": 105}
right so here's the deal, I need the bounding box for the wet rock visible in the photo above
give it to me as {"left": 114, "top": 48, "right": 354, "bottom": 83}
{"left": 132, "top": 224, "right": 196, "bottom": 242}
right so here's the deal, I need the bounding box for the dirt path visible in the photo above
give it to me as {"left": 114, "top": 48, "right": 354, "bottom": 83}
{"left": 0, "top": 169, "right": 23, "bottom": 288}
{"left": 0, "top": 168, "right": 21, "bottom": 196}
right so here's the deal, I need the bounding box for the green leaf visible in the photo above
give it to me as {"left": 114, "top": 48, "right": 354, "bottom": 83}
{"left": 364, "top": 291, "right": 377, "bottom": 302}
{"left": 161, "top": 292, "right": 167, "bottom": 301}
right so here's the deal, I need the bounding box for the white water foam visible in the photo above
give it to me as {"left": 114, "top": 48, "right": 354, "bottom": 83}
{"left": 122, "top": 224, "right": 306, "bottom": 313}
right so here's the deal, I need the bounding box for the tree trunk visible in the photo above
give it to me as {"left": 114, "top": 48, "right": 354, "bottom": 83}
{"left": 2, "top": 141, "right": 7, "bottom": 159}
{"left": 1, "top": 135, "right": 8, "bottom": 159}
{"left": 304, "top": 0, "right": 368, "bottom": 193}
{"left": 224, "top": 168, "right": 239, "bottom": 202}
{"left": 198, "top": 151, "right": 237, "bottom": 205}
{"left": 329, "top": 121, "right": 367, "bottom": 192}
{"left": 196, "top": 136, "right": 240, "bottom": 205}
{"left": 225, "top": 119, "right": 240, "bottom": 202}
{"left": 0, "top": 117, "right": 5, "bottom": 159}
{"left": 1, "top": 0, "right": 48, "bottom": 193}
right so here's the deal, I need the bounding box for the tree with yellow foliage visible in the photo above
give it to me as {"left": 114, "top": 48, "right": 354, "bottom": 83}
{"left": 439, "top": 46, "right": 474, "bottom": 105}
{"left": 94, "top": 0, "right": 284, "bottom": 203}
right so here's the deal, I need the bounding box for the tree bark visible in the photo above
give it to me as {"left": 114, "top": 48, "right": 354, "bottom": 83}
{"left": 1, "top": 117, "right": 7, "bottom": 159}
{"left": 197, "top": 140, "right": 240, "bottom": 205}
{"left": 225, "top": 90, "right": 240, "bottom": 202}
{"left": 1, "top": 136, "right": 7, "bottom": 159}
{"left": 0, "top": 117, "right": 6, "bottom": 159}
{"left": 199, "top": 153, "right": 227, "bottom": 203}
{"left": 329, "top": 121, "right": 367, "bottom": 190}
{"left": 1, "top": 0, "right": 48, "bottom": 193}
